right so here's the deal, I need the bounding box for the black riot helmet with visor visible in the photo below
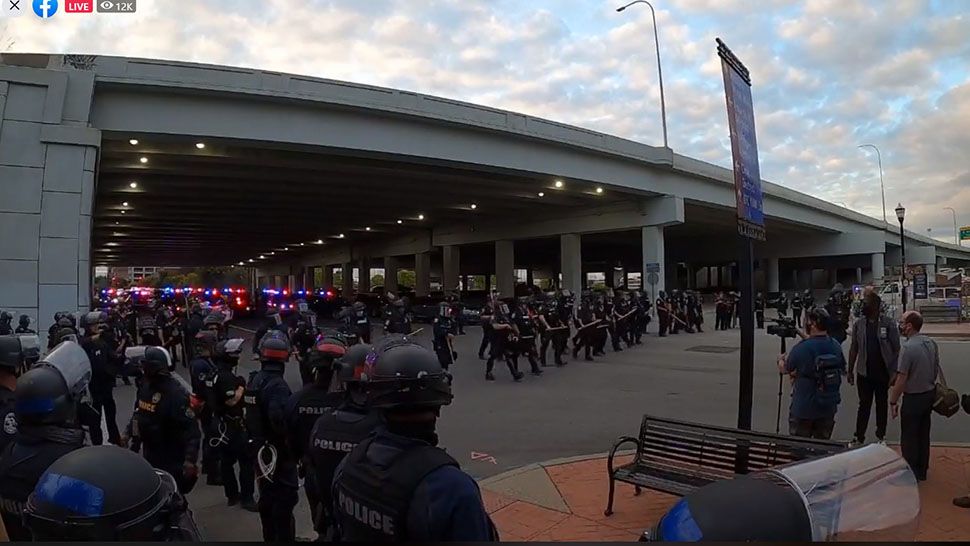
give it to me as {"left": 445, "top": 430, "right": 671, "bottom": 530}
{"left": 360, "top": 335, "right": 453, "bottom": 411}
{"left": 16, "top": 340, "right": 92, "bottom": 426}
{"left": 24, "top": 445, "right": 201, "bottom": 541}
{"left": 214, "top": 338, "right": 245, "bottom": 369}
{"left": 258, "top": 330, "right": 291, "bottom": 364}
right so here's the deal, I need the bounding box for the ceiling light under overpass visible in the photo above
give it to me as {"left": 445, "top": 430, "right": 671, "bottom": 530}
{"left": 139, "top": 157, "right": 148, "bottom": 164}
{"left": 259, "top": 255, "right": 265, "bottom": 259}
{"left": 417, "top": 214, "right": 425, "bottom": 220}
{"left": 470, "top": 204, "right": 477, "bottom": 210}
{"left": 122, "top": 202, "right": 129, "bottom": 207}
{"left": 397, "top": 220, "right": 403, "bottom": 224}
{"left": 338, "top": 233, "right": 345, "bottom": 238}
{"left": 538, "top": 192, "right": 545, "bottom": 197}
{"left": 129, "top": 139, "right": 139, "bottom": 145}
{"left": 248, "top": 259, "right": 254, "bottom": 263}
{"left": 596, "top": 187, "right": 604, "bottom": 194}
{"left": 120, "top": 210, "right": 126, "bottom": 214}
{"left": 316, "top": 239, "right": 323, "bottom": 244}
{"left": 365, "top": 227, "right": 371, "bottom": 231}
{"left": 554, "top": 180, "right": 564, "bottom": 188}
{"left": 238, "top": 262, "right": 244, "bottom": 265}
{"left": 195, "top": 142, "right": 206, "bottom": 149}
{"left": 129, "top": 182, "right": 138, "bottom": 189}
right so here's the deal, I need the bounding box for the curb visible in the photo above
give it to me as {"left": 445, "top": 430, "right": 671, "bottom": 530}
{"left": 478, "top": 449, "right": 636, "bottom": 488}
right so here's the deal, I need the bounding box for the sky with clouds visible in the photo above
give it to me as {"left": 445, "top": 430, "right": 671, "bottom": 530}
{"left": 6, "top": 0, "right": 969, "bottom": 241}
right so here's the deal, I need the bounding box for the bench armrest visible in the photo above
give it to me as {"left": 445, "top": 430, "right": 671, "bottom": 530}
{"left": 607, "top": 436, "right": 641, "bottom": 475}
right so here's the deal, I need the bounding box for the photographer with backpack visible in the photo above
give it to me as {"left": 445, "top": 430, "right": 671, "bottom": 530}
{"left": 777, "top": 307, "right": 847, "bottom": 440}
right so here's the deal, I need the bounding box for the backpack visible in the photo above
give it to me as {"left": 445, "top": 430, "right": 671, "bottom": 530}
{"left": 814, "top": 352, "right": 843, "bottom": 414}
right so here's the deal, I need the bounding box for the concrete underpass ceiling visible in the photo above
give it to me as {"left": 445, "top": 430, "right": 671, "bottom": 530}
{"left": 92, "top": 134, "right": 640, "bottom": 267}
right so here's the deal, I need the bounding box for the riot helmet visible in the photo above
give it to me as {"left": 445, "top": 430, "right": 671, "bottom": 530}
{"left": 56, "top": 317, "right": 73, "bottom": 330}
{"left": 296, "top": 299, "right": 309, "bottom": 313}
{"left": 658, "top": 290, "right": 666, "bottom": 299}
{"left": 79, "top": 310, "right": 107, "bottom": 333}
{"left": 361, "top": 336, "right": 453, "bottom": 411}
{"left": 24, "top": 445, "right": 193, "bottom": 541}
{"left": 53, "top": 328, "right": 79, "bottom": 345}
{"left": 0, "top": 311, "right": 11, "bottom": 326}
{"left": 0, "top": 335, "right": 23, "bottom": 373}
{"left": 14, "top": 365, "right": 78, "bottom": 426}
{"left": 18, "top": 334, "right": 41, "bottom": 368}
{"left": 140, "top": 346, "right": 173, "bottom": 377}
{"left": 352, "top": 301, "right": 366, "bottom": 313}
{"left": 18, "top": 314, "right": 31, "bottom": 329}
{"left": 336, "top": 343, "right": 373, "bottom": 385}
{"left": 258, "top": 330, "right": 291, "bottom": 364}
{"left": 202, "top": 311, "right": 225, "bottom": 331}
{"left": 214, "top": 338, "right": 244, "bottom": 368}
{"left": 310, "top": 333, "right": 347, "bottom": 369}
{"left": 266, "top": 308, "right": 282, "bottom": 326}
{"left": 193, "top": 330, "right": 218, "bottom": 356}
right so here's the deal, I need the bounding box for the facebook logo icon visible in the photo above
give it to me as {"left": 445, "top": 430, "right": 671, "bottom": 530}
{"left": 32, "top": 0, "right": 57, "bottom": 17}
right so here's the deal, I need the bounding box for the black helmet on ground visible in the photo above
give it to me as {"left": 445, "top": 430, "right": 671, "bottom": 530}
{"left": 24, "top": 445, "right": 199, "bottom": 541}
{"left": 361, "top": 336, "right": 452, "bottom": 411}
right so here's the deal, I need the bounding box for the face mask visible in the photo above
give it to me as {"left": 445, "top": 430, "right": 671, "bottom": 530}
{"left": 387, "top": 419, "right": 438, "bottom": 446}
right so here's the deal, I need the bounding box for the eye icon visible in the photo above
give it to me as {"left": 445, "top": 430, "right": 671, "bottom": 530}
{"left": 99, "top": 0, "right": 112, "bottom": 8}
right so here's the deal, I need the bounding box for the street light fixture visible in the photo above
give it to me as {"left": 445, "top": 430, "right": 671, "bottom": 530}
{"left": 944, "top": 207, "right": 959, "bottom": 246}
{"left": 895, "top": 203, "right": 907, "bottom": 312}
{"left": 858, "top": 144, "right": 887, "bottom": 223}
{"left": 616, "top": 0, "right": 669, "bottom": 148}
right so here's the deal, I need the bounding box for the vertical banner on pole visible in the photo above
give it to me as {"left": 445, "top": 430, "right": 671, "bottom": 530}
{"left": 717, "top": 38, "right": 765, "bottom": 437}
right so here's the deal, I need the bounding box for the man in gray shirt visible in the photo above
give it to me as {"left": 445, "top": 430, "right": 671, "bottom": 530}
{"left": 848, "top": 291, "right": 900, "bottom": 444}
{"left": 889, "top": 311, "right": 938, "bottom": 481}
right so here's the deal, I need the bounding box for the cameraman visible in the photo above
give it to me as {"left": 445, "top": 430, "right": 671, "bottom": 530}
{"left": 776, "top": 307, "right": 847, "bottom": 440}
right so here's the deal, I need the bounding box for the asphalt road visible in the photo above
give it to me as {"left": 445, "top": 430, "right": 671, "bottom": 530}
{"left": 103, "top": 314, "right": 970, "bottom": 540}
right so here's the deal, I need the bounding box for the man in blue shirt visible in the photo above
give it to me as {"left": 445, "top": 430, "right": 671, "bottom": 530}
{"left": 778, "top": 307, "right": 846, "bottom": 440}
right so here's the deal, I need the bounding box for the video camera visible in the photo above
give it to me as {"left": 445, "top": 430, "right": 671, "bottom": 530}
{"left": 766, "top": 316, "right": 798, "bottom": 339}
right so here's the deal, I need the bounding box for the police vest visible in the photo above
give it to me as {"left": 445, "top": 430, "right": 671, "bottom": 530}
{"left": 244, "top": 369, "right": 287, "bottom": 446}
{"left": 289, "top": 386, "right": 342, "bottom": 461}
{"left": 0, "top": 433, "right": 84, "bottom": 541}
{"left": 334, "top": 437, "right": 459, "bottom": 541}
{"left": 308, "top": 407, "right": 381, "bottom": 524}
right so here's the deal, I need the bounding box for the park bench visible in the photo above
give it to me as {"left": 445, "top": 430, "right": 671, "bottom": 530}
{"left": 604, "top": 414, "right": 846, "bottom": 516}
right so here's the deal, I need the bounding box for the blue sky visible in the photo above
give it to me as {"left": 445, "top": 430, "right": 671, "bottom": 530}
{"left": 8, "top": 0, "right": 970, "bottom": 240}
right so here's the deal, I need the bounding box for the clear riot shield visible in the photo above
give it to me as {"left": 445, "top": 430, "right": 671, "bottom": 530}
{"left": 768, "top": 444, "right": 920, "bottom": 542}
{"left": 125, "top": 345, "right": 175, "bottom": 372}
{"left": 40, "top": 341, "right": 92, "bottom": 398}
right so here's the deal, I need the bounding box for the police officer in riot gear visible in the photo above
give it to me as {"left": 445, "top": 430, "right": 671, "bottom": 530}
{"left": 0, "top": 336, "right": 20, "bottom": 453}
{"left": 209, "top": 338, "right": 257, "bottom": 512}
{"left": 511, "top": 299, "right": 543, "bottom": 376}
{"left": 591, "top": 295, "right": 610, "bottom": 354}
{"left": 292, "top": 305, "right": 321, "bottom": 386}
{"left": 383, "top": 293, "right": 412, "bottom": 335}
{"left": 308, "top": 343, "right": 381, "bottom": 540}
{"left": 538, "top": 300, "right": 567, "bottom": 367}
{"left": 478, "top": 300, "right": 494, "bottom": 360}
{"left": 486, "top": 300, "right": 523, "bottom": 382}
{"left": 285, "top": 333, "right": 346, "bottom": 530}
{"left": 776, "top": 291, "right": 790, "bottom": 319}
{"left": 332, "top": 337, "right": 498, "bottom": 542}
{"left": 446, "top": 292, "right": 466, "bottom": 335}
{"left": 245, "top": 330, "right": 299, "bottom": 542}
{"left": 802, "top": 289, "right": 815, "bottom": 325}
{"left": 350, "top": 300, "right": 372, "bottom": 343}
{"left": 125, "top": 346, "right": 202, "bottom": 495}
{"left": 79, "top": 311, "right": 121, "bottom": 446}
{"left": 23, "top": 445, "right": 203, "bottom": 541}
{"left": 432, "top": 302, "right": 458, "bottom": 371}
{"left": 0, "top": 341, "right": 90, "bottom": 541}
{"left": 183, "top": 303, "right": 205, "bottom": 362}
{"left": 0, "top": 311, "right": 12, "bottom": 335}
{"left": 572, "top": 295, "right": 597, "bottom": 361}
{"left": 189, "top": 330, "right": 221, "bottom": 484}
{"left": 15, "top": 314, "right": 34, "bottom": 334}
{"left": 252, "top": 307, "right": 287, "bottom": 357}
{"left": 790, "top": 291, "right": 804, "bottom": 328}
{"left": 656, "top": 291, "right": 670, "bottom": 337}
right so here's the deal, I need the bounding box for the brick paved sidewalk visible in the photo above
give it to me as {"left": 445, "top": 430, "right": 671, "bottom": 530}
{"left": 481, "top": 446, "right": 970, "bottom": 541}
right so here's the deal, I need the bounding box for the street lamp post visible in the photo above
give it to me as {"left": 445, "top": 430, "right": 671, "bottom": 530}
{"left": 616, "top": 0, "right": 668, "bottom": 149}
{"left": 944, "top": 207, "right": 959, "bottom": 245}
{"left": 896, "top": 203, "right": 907, "bottom": 312}
{"left": 858, "top": 144, "right": 887, "bottom": 224}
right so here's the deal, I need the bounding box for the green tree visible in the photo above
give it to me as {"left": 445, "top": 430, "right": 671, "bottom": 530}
{"left": 371, "top": 273, "right": 385, "bottom": 287}
{"left": 399, "top": 270, "right": 415, "bottom": 290}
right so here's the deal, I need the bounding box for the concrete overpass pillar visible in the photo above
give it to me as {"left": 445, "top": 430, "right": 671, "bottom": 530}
{"left": 287, "top": 274, "right": 296, "bottom": 293}
{"left": 560, "top": 234, "right": 582, "bottom": 297}
{"left": 797, "top": 269, "right": 812, "bottom": 290}
{"left": 321, "top": 266, "right": 333, "bottom": 290}
{"left": 641, "top": 226, "right": 666, "bottom": 295}
{"left": 304, "top": 267, "right": 315, "bottom": 291}
{"left": 341, "top": 262, "right": 353, "bottom": 299}
{"left": 828, "top": 268, "right": 839, "bottom": 287}
{"left": 442, "top": 245, "right": 460, "bottom": 292}
{"left": 871, "top": 253, "right": 885, "bottom": 285}
{"left": 766, "top": 258, "right": 780, "bottom": 292}
{"left": 358, "top": 258, "right": 370, "bottom": 293}
{"left": 383, "top": 257, "right": 399, "bottom": 294}
{"left": 855, "top": 268, "right": 863, "bottom": 285}
{"left": 414, "top": 252, "right": 431, "bottom": 297}
{"left": 495, "top": 240, "right": 515, "bottom": 298}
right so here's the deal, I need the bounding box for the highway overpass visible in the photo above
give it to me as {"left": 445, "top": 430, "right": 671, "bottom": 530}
{"left": 2, "top": 53, "right": 968, "bottom": 331}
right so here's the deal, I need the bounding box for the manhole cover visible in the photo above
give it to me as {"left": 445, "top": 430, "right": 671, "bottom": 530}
{"left": 686, "top": 345, "right": 739, "bottom": 354}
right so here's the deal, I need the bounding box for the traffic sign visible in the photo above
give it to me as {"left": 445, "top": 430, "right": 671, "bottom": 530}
{"left": 960, "top": 226, "right": 970, "bottom": 241}
{"left": 646, "top": 272, "right": 660, "bottom": 286}
{"left": 645, "top": 262, "right": 661, "bottom": 274}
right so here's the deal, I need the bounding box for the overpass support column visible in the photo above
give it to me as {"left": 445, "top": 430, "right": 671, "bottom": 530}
{"left": 856, "top": 268, "right": 863, "bottom": 285}
{"left": 341, "top": 263, "right": 353, "bottom": 299}
{"left": 495, "top": 241, "right": 515, "bottom": 298}
{"left": 560, "top": 234, "right": 582, "bottom": 297}
{"left": 828, "top": 268, "right": 839, "bottom": 287}
{"left": 766, "top": 258, "right": 779, "bottom": 292}
{"left": 414, "top": 252, "right": 431, "bottom": 297}
{"left": 384, "top": 257, "right": 399, "bottom": 294}
{"left": 304, "top": 267, "right": 315, "bottom": 291}
{"left": 442, "top": 245, "right": 460, "bottom": 292}
{"left": 797, "top": 270, "right": 812, "bottom": 290}
{"left": 641, "top": 226, "right": 666, "bottom": 296}
{"left": 321, "top": 266, "right": 333, "bottom": 290}
{"left": 358, "top": 258, "right": 370, "bottom": 293}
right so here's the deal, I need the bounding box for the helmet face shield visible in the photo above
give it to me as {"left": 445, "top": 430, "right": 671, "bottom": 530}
{"left": 40, "top": 341, "right": 92, "bottom": 398}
